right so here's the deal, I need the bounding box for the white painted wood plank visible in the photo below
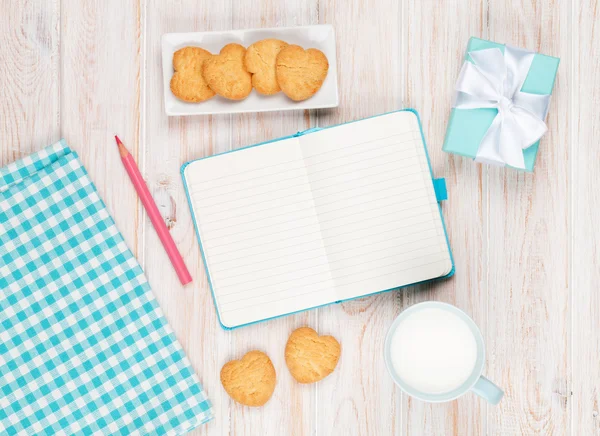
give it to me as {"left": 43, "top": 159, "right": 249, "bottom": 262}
{"left": 0, "top": 0, "right": 60, "bottom": 162}
{"left": 572, "top": 0, "right": 600, "bottom": 434}
{"left": 401, "top": 0, "right": 486, "bottom": 433}
{"left": 226, "top": 2, "right": 319, "bottom": 435}
{"left": 142, "top": 1, "right": 233, "bottom": 435}
{"left": 486, "top": 1, "right": 572, "bottom": 434}
{"left": 60, "top": 0, "right": 143, "bottom": 257}
{"left": 315, "top": 1, "right": 403, "bottom": 435}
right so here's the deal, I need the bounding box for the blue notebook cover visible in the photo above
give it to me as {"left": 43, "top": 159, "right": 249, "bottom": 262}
{"left": 0, "top": 141, "right": 213, "bottom": 435}
{"left": 181, "top": 109, "right": 455, "bottom": 330}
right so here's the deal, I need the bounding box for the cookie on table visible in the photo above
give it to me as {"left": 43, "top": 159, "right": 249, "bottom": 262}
{"left": 202, "top": 43, "right": 252, "bottom": 100}
{"left": 276, "top": 45, "right": 329, "bottom": 101}
{"left": 285, "top": 327, "right": 341, "bottom": 383}
{"left": 244, "top": 39, "right": 289, "bottom": 95}
{"left": 170, "top": 47, "right": 215, "bottom": 103}
{"left": 220, "top": 350, "right": 276, "bottom": 407}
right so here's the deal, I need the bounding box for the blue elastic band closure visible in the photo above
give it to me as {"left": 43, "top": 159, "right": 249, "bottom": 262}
{"left": 433, "top": 178, "right": 448, "bottom": 201}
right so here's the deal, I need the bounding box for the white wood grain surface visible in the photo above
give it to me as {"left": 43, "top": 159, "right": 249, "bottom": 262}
{"left": 402, "top": 0, "right": 486, "bottom": 434}
{"left": 1, "top": 0, "right": 599, "bottom": 435}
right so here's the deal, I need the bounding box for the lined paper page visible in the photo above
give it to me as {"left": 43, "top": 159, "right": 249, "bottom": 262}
{"left": 184, "top": 137, "right": 337, "bottom": 328}
{"left": 184, "top": 111, "right": 452, "bottom": 328}
{"left": 301, "top": 111, "right": 452, "bottom": 301}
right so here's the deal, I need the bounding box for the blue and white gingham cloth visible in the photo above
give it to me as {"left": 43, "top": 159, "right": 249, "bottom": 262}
{"left": 0, "top": 140, "right": 213, "bottom": 435}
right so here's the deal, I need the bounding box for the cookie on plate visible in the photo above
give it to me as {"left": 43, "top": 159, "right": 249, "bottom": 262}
{"left": 202, "top": 43, "right": 252, "bottom": 100}
{"left": 285, "top": 327, "right": 340, "bottom": 383}
{"left": 244, "top": 39, "right": 289, "bottom": 95}
{"left": 220, "top": 350, "right": 276, "bottom": 407}
{"left": 170, "top": 47, "right": 215, "bottom": 103}
{"left": 276, "top": 45, "right": 329, "bottom": 101}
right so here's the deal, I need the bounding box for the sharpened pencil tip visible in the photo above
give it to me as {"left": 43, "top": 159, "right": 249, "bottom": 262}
{"left": 114, "top": 135, "right": 129, "bottom": 157}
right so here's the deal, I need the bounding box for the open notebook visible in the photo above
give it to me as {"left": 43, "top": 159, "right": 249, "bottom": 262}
{"left": 182, "top": 110, "right": 454, "bottom": 329}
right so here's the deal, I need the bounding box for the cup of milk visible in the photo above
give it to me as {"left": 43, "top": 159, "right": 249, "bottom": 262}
{"left": 384, "top": 301, "right": 503, "bottom": 404}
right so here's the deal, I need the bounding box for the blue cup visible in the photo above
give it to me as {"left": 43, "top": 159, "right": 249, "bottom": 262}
{"left": 384, "top": 301, "right": 503, "bottom": 404}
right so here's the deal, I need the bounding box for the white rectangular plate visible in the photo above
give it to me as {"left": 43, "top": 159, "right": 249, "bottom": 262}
{"left": 161, "top": 25, "right": 339, "bottom": 116}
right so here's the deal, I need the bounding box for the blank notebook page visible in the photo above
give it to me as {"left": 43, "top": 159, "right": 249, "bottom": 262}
{"left": 184, "top": 111, "right": 452, "bottom": 327}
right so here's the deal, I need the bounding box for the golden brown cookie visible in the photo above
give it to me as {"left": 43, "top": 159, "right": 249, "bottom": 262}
{"left": 285, "top": 327, "right": 340, "bottom": 383}
{"left": 276, "top": 45, "right": 329, "bottom": 101}
{"left": 170, "top": 47, "right": 215, "bottom": 103}
{"left": 244, "top": 39, "right": 289, "bottom": 95}
{"left": 202, "top": 43, "right": 252, "bottom": 100}
{"left": 220, "top": 350, "right": 276, "bottom": 407}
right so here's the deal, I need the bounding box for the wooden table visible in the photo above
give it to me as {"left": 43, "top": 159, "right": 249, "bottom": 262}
{"left": 1, "top": 0, "right": 598, "bottom": 434}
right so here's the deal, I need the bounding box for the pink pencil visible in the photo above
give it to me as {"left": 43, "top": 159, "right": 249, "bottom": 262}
{"left": 115, "top": 136, "right": 192, "bottom": 285}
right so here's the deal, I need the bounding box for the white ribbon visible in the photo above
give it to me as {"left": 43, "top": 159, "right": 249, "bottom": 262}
{"left": 453, "top": 45, "right": 551, "bottom": 169}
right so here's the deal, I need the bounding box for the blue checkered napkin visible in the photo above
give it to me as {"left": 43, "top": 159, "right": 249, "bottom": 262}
{"left": 0, "top": 140, "right": 213, "bottom": 435}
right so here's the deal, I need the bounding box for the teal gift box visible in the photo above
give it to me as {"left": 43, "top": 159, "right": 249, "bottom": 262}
{"left": 442, "top": 37, "right": 560, "bottom": 172}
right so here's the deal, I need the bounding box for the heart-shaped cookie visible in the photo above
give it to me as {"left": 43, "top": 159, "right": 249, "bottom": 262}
{"left": 245, "top": 39, "right": 289, "bottom": 95}
{"left": 202, "top": 43, "right": 252, "bottom": 100}
{"left": 276, "top": 45, "right": 329, "bottom": 101}
{"left": 220, "top": 350, "right": 276, "bottom": 407}
{"left": 285, "top": 327, "right": 341, "bottom": 383}
{"left": 170, "top": 47, "right": 215, "bottom": 102}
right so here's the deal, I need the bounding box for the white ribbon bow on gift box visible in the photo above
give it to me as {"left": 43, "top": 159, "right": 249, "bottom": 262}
{"left": 453, "top": 45, "right": 551, "bottom": 169}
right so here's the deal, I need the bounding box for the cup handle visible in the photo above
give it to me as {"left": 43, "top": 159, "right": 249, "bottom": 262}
{"left": 471, "top": 375, "right": 504, "bottom": 405}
